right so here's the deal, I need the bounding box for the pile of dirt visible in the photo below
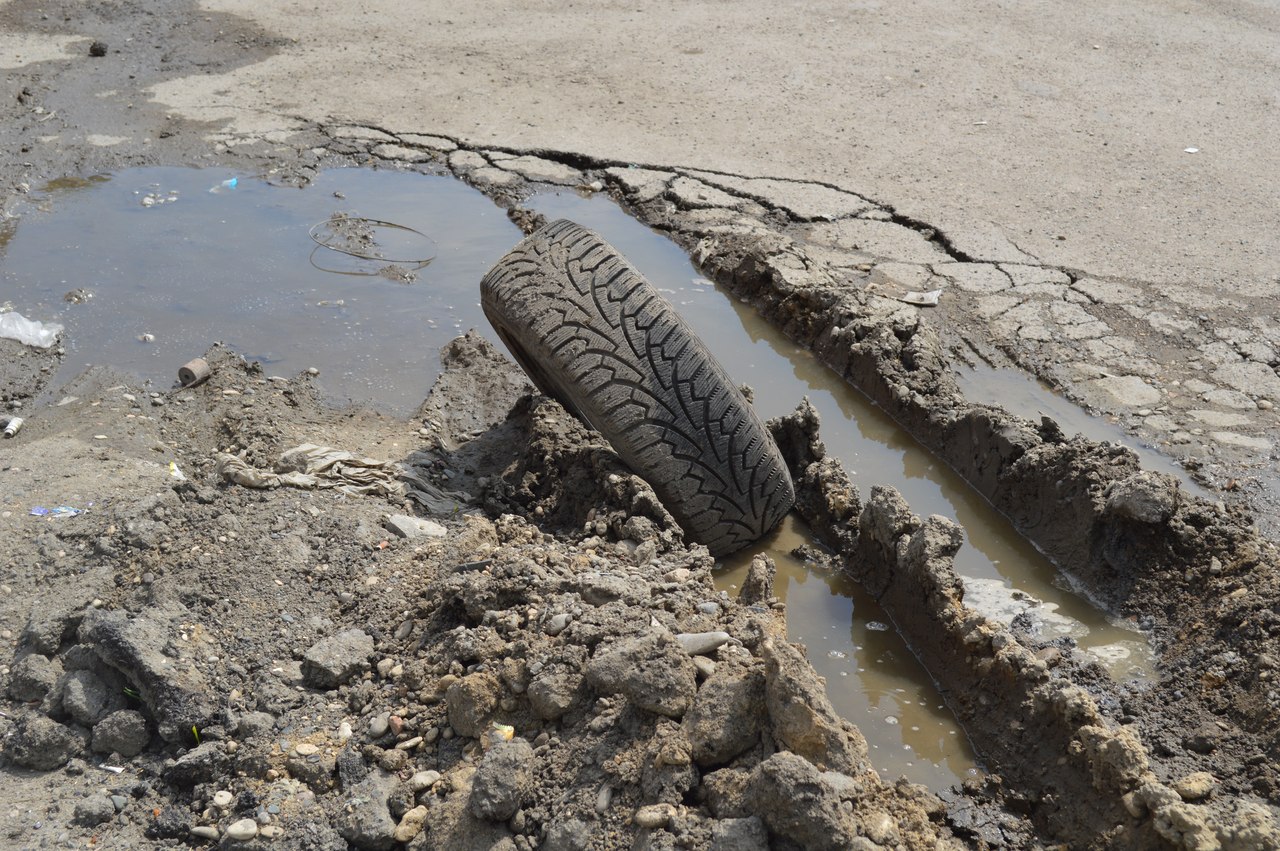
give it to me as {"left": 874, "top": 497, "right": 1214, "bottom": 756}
{"left": 0, "top": 337, "right": 977, "bottom": 849}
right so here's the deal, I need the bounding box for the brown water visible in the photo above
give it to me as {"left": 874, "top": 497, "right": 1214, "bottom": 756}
{"left": 1, "top": 167, "right": 520, "bottom": 412}
{"left": 1, "top": 169, "right": 1159, "bottom": 790}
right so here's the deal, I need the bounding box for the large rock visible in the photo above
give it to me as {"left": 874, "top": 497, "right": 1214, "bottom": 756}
{"left": 745, "top": 752, "right": 856, "bottom": 851}
{"left": 587, "top": 628, "right": 697, "bottom": 718}
{"left": 63, "top": 669, "right": 125, "bottom": 726}
{"left": 683, "top": 664, "right": 765, "bottom": 767}
{"left": 336, "top": 772, "right": 398, "bottom": 850}
{"left": 7, "top": 712, "right": 88, "bottom": 770}
{"left": 77, "top": 604, "right": 216, "bottom": 743}
{"left": 469, "top": 739, "right": 534, "bottom": 821}
{"left": 7, "top": 654, "right": 62, "bottom": 702}
{"left": 92, "top": 709, "right": 151, "bottom": 756}
{"left": 445, "top": 673, "right": 501, "bottom": 738}
{"left": 302, "top": 629, "right": 374, "bottom": 689}
{"left": 761, "top": 638, "right": 866, "bottom": 774}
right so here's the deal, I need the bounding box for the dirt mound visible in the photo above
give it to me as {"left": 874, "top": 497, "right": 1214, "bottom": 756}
{"left": 0, "top": 338, "right": 966, "bottom": 850}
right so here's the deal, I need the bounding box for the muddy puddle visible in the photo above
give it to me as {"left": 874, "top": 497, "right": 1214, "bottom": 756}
{"left": 1, "top": 167, "right": 520, "bottom": 413}
{"left": 529, "top": 190, "right": 1160, "bottom": 777}
{"left": 3, "top": 167, "right": 1162, "bottom": 790}
{"left": 955, "top": 361, "right": 1207, "bottom": 498}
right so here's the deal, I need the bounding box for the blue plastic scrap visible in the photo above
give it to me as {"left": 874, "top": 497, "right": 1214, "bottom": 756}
{"left": 30, "top": 505, "right": 84, "bottom": 518}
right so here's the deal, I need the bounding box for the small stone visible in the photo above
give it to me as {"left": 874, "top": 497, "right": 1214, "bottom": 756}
{"left": 306, "top": 367, "right": 320, "bottom": 376}
{"left": 1259, "top": 399, "right": 1274, "bottom": 411}
{"left": 409, "top": 770, "right": 440, "bottom": 792}
{"left": 259, "top": 825, "right": 284, "bottom": 839}
{"left": 393, "top": 805, "right": 428, "bottom": 842}
{"left": 110, "top": 795, "right": 128, "bottom": 812}
{"left": 697, "top": 602, "right": 721, "bottom": 615}
{"left": 633, "top": 804, "right": 675, "bottom": 830}
{"left": 89, "top": 40, "right": 108, "bottom": 57}
{"left": 225, "top": 817, "right": 259, "bottom": 841}
{"left": 545, "top": 613, "right": 571, "bottom": 636}
{"left": 212, "top": 790, "right": 233, "bottom": 809}
{"left": 338, "top": 721, "right": 353, "bottom": 741}
{"left": 294, "top": 742, "right": 320, "bottom": 756}
{"left": 395, "top": 736, "right": 423, "bottom": 750}
{"left": 676, "top": 631, "right": 732, "bottom": 656}
{"left": 369, "top": 714, "right": 390, "bottom": 738}
{"left": 1173, "top": 771, "right": 1216, "bottom": 801}
{"left": 190, "top": 825, "right": 219, "bottom": 840}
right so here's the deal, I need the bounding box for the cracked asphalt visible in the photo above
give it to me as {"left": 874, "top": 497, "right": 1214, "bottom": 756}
{"left": 2, "top": 0, "right": 1278, "bottom": 521}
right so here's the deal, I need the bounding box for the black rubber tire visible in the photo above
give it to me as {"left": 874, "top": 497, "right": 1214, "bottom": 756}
{"left": 480, "top": 219, "right": 794, "bottom": 556}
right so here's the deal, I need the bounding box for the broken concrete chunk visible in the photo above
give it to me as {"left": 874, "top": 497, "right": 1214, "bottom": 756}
{"left": 470, "top": 738, "right": 534, "bottom": 820}
{"left": 336, "top": 771, "right": 398, "bottom": 850}
{"left": 587, "top": 628, "right": 697, "bottom": 718}
{"left": 7, "top": 653, "right": 62, "bottom": 702}
{"left": 527, "top": 663, "right": 585, "bottom": 721}
{"left": 77, "top": 605, "right": 217, "bottom": 743}
{"left": 302, "top": 628, "right": 374, "bottom": 689}
{"left": 62, "top": 668, "right": 126, "bottom": 726}
{"left": 383, "top": 514, "right": 447, "bottom": 539}
{"left": 495, "top": 155, "right": 583, "bottom": 186}
{"left": 762, "top": 638, "right": 867, "bottom": 774}
{"left": 446, "top": 672, "right": 502, "bottom": 737}
{"left": 739, "top": 554, "right": 775, "bottom": 606}
{"left": 683, "top": 664, "right": 765, "bottom": 767}
{"left": 7, "top": 712, "right": 88, "bottom": 770}
{"left": 746, "top": 752, "right": 856, "bottom": 851}
{"left": 709, "top": 816, "right": 769, "bottom": 851}
{"left": 19, "top": 599, "right": 90, "bottom": 656}
{"left": 91, "top": 709, "right": 151, "bottom": 756}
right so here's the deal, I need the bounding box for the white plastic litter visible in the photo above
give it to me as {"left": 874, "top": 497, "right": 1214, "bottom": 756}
{"left": 898, "top": 289, "right": 943, "bottom": 307}
{"left": 0, "top": 311, "right": 63, "bottom": 348}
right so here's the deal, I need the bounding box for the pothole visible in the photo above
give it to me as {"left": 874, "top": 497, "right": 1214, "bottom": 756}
{"left": 3, "top": 166, "right": 1154, "bottom": 792}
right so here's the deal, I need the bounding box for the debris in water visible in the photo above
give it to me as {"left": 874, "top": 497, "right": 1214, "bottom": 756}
{"left": 0, "top": 311, "right": 63, "bottom": 348}
{"left": 866, "top": 621, "right": 890, "bottom": 632}
{"left": 178, "top": 357, "right": 211, "bottom": 387}
{"left": 209, "top": 177, "right": 238, "bottom": 193}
